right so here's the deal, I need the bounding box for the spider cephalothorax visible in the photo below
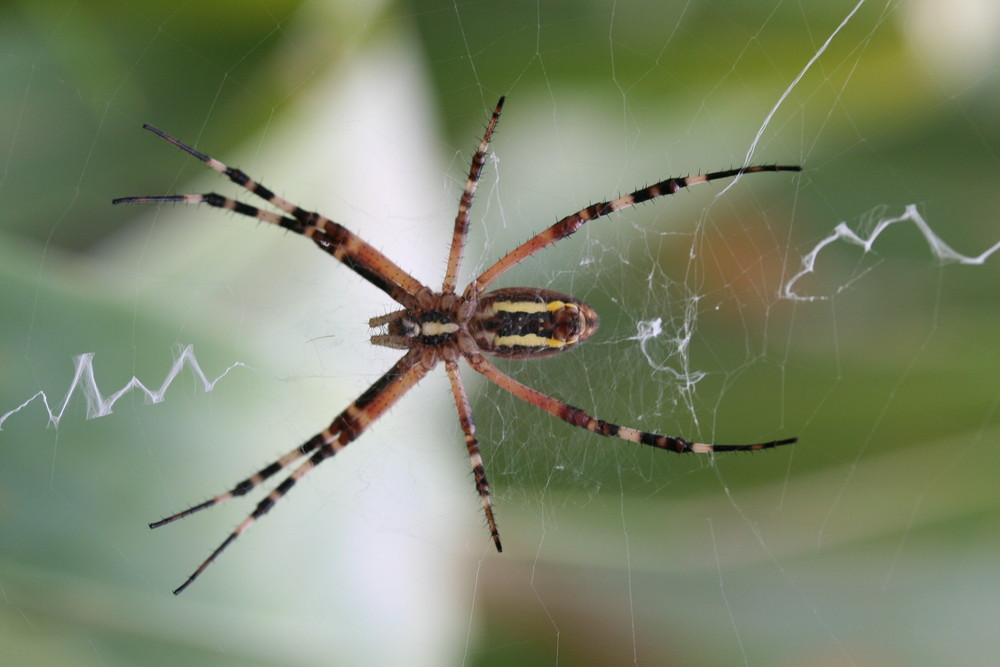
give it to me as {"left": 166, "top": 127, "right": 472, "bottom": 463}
{"left": 115, "top": 96, "right": 798, "bottom": 594}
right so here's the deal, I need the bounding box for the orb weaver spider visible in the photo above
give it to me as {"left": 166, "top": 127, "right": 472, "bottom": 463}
{"left": 115, "top": 96, "right": 799, "bottom": 594}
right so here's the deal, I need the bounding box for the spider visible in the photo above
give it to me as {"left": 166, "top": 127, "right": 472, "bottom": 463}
{"left": 114, "top": 96, "right": 799, "bottom": 594}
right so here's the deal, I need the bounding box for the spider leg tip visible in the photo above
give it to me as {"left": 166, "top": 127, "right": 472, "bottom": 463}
{"left": 148, "top": 516, "right": 172, "bottom": 529}
{"left": 111, "top": 196, "right": 151, "bottom": 206}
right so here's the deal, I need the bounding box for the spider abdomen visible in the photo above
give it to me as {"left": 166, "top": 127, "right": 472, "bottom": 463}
{"left": 473, "top": 287, "right": 599, "bottom": 359}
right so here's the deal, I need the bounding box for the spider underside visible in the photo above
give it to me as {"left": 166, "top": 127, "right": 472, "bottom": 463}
{"left": 114, "top": 96, "right": 799, "bottom": 594}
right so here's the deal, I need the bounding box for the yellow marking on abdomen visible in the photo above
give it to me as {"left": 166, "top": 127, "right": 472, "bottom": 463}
{"left": 492, "top": 299, "right": 569, "bottom": 314}
{"left": 494, "top": 333, "right": 566, "bottom": 349}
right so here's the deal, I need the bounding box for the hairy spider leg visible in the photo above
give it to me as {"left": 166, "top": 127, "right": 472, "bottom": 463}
{"left": 443, "top": 96, "right": 505, "bottom": 292}
{"left": 466, "top": 352, "right": 797, "bottom": 453}
{"left": 471, "top": 164, "right": 802, "bottom": 293}
{"left": 162, "top": 348, "right": 430, "bottom": 595}
{"left": 445, "top": 360, "right": 502, "bottom": 551}
{"left": 112, "top": 126, "right": 424, "bottom": 307}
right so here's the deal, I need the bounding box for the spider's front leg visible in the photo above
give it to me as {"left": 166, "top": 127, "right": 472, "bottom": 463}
{"left": 153, "top": 347, "right": 432, "bottom": 594}
{"left": 111, "top": 125, "right": 425, "bottom": 308}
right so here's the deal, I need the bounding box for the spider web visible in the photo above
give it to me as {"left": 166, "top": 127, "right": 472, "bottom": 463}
{"left": 2, "top": 0, "right": 999, "bottom": 665}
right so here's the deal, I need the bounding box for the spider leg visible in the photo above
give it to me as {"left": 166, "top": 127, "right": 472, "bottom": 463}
{"left": 445, "top": 360, "right": 502, "bottom": 552}
{"left": 443, "top": 96, "right": 505, "bottom": 293}
{"left": 124, "top": 124, "right": 314, "bottom": 220}
{"left": 470, "top": 164, "right": 801, "bottom": 292}
{"left": 148, "top": 436, "right": 324, "bottom": 528}
{"left": 112, "top": 128, "right": 426, "bottom": 307}
{"left": 163, "top": 347, "right": 431, "bottom": 594}
{"left": 465, "top": 352, "right": 796, "bottom": 453}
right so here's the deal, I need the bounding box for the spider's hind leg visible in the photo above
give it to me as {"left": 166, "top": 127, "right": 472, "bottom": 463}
{"left": 466, "top": 351, "right": 796, "bottom": 456}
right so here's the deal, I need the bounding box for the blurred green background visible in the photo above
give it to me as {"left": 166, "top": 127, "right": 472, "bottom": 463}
{"left": 2, "top": 0, "right": 999, "bottom": 665}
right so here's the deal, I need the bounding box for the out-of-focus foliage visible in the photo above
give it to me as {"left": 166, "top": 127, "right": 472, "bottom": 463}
{"left": 2, "top": 0, "right": 999, "bottom": 665}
